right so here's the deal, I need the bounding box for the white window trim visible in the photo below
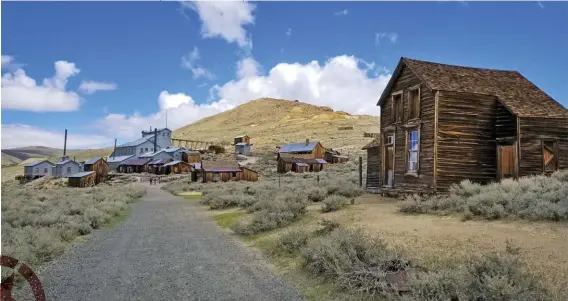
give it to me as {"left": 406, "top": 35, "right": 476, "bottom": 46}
{"left": 406, "top": 127, "right": 420, "bottom": 175}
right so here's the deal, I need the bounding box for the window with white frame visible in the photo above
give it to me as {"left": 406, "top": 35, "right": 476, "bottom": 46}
{"left": 407, "top": 129, "right": 419, "bottom": 173}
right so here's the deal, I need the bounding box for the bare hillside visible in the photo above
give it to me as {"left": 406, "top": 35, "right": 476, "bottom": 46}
{"left": 174, "top": 98, "right": 379, "bottom": 154}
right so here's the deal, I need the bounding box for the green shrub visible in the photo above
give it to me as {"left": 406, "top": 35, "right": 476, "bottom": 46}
{"left": 307, "top": 186, "right": 328, "bottom": 202}
{"left": 399, "top": 170, "right": 568, "bottom": 221}
{"left": 277, "top": 229, "right": 310, "bottom": 254}
{"left": 1, "top": 181, "right": 146, "bottom": 268}
{"left": 321, "top": 195, "right": 349, "bottom": 213}
{"left": 301, "top": 228, "right": 409, "bottom": 296}
{"left": 404, "top": 250, "right": 552, "bottom": 301}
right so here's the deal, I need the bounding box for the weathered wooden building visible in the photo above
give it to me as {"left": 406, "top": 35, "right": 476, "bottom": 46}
{"left": 376, "top": 57, "right": 568, "bottom": 194}
{"left": 200, "top": 160, "right": 258, "bottom": 183}
{"left": 161, "top": 160, "right": 191, "bottom": 174}
{"left": 362, "top": 138, "right": 381, "bottom": 193}
{"left": 277, "top": 140, "right": 325, "bottom": 160}
{"left": 68, "top": 171, "right": 96, "bottom": 188}
{"left": 324, "top": 149, "right": 349, "bottom": 164}
{"left": 187, "top": 151, "right": 201, "bottom": 163}
{"left": 83, "top": 157, "right": 109, "bottom": 184}
{"left": 118, "top": 158, "right": 151, "bottom": 173}
{"left": 146, "top": 158, "right": 172, "bottom": 174}
{"left": 234, "top": 135, "right": 251, "bottom": 145}
{"left": 277, "top": 157, "right": 328, "bottom": 173}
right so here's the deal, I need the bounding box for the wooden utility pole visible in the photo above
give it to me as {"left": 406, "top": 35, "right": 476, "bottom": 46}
{"left": 359, "top": 156, "right": 363, "bottom": 187}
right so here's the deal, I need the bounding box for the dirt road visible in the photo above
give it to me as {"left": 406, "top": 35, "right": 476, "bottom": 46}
{"left": 26, "top": 183, "right": 304, "bottom": 301}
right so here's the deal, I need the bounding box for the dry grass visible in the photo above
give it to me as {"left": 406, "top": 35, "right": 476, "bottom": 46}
{"left": 299, "top": 195, "right": 568, "bottom": 299}
{"left": 174, "top": 98, "right": 378, "bottom": 155}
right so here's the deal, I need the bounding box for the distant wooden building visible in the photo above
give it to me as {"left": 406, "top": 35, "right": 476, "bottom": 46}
{"left": 118, "top": 158, "right": 151, "bottom": 173}
{"left": 376, "top": 57, "right": 568, "bottom": 194}
{"left": 324, "top": 149, "right": 349, "bottom": 164}
{"left": 187, "top": 151, "right": 201, "bottom": 163}
{"left": 277, "top": 139, "right": 325, "bottom": 160}
{"left": 107, "top": 155, "right": 134, "bottom": 172}
{"left": 23, "top": 160, "right": 55, "bottom": 178}
{"left": 146, "top": 158, "right": 172, "bottom": 174}
{"left": 161, "top": 160, "right": 190, "bottom": 174}
{"left": 200, "top": 160, "right": 258, "bottom": 183}
{"left": 68, "top": 171, "right": 96, "bottom": 188}
{"left": 234, "top": 135, "right": 251, "bottom": 145}
{"left": 362, "top": 138, "right": 381, "bottom": 193}
{"left": 83, "top": 157, "right": 109, "bottom": 184}
{"left": 277, "top": 157, "right": 328, "bottom": 173}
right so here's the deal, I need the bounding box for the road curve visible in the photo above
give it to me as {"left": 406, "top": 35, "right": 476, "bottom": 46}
{"left": 24, "top": 183, "right": 304, "bottom": 301}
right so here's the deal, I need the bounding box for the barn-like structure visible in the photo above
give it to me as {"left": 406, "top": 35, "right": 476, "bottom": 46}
{"left": 375, "top": 57, "right": 568, "bottom": 194}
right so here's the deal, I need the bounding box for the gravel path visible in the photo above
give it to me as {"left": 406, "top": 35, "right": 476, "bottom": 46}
{"left": 25, "top": 183, "right": 304, "bottom": 301}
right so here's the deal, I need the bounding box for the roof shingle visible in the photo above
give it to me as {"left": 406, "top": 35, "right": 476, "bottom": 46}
{"left": 380, "top": 57, "right": 568, "bottom": 118}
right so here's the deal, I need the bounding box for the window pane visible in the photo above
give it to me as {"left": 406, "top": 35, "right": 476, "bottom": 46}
{"left": 409, "top": 151, "right": 418, "bottom": 163}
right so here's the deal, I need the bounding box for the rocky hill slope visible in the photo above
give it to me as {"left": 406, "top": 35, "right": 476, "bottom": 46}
{"left": 174, "top": 98, "right": 379, "bottom": 154}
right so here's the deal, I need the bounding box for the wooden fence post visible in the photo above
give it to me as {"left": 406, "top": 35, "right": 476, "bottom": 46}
{"left": 359, "top": 156, "right": 363, "bottom": 187}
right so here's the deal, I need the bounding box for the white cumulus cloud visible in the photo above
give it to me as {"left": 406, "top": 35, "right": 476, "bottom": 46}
{"left": 1, "top": 124, "right": 111, "bottom": 149}
{"left": 375, "top": 32, "right": 398, "bottom": 45}
{"left": 95, "top": 55, "right": 390, "bottom": 141}
{"left": 181, "top": 0, "right": 255, "bottom": 49}
{"left": 78, "top": 80, "right": 118, "bottom": 94}
{"left": 1, "top": 61, "right": 82, "bottom": 112}
{"left": 181, "top": 47, "right": 215, "bottom": 80}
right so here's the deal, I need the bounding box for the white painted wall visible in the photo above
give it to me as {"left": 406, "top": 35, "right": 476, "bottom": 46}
{"left": 55, "top": 161, "right": 81, "bottom": 178}
{"left": 24, "top": 161, "right": 54, "bottom": 177}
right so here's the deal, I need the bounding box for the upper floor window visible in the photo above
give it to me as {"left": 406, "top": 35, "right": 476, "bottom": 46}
{"left": 408, "top": 86, "right": 420, "bottom": 119}
{"left": 391, "top": 92, "right": 403, "bottom": 123}
{"left": 67, "top": 166, "right": 71, "bottom": 174}
{"left": 407, "top": 129, "right": 420, "bottom": 173}
{"left": 140, "top": 148, "right": 144, "bottom": 155}
{"left": 145, "top": 148, "right": 148, "bottom": 152}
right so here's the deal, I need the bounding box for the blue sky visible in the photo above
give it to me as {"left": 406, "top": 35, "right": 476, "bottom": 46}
{"left": 1, "top": 1, "right": 567, "bottom": 149}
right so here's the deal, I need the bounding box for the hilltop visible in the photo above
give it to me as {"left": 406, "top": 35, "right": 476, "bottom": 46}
{"left": 174, "top": 98, "right": 379, "bottom": 154}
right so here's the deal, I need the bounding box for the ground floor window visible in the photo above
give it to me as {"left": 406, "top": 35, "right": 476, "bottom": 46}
{"left": 407, "top": 129, "right": 420, "bottom": 173}
{"left": 214, "top": 173, "right": 220, "bottom": 181}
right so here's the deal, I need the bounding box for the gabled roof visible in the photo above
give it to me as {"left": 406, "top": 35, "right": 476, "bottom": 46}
{"left": 279, "top": 157, "right": 327, "bottom": 164}
{"left": 378, "top": 57, "right": 568, "bottom": 118}
{"left": 118, "top": 136, "right": 155, "bottom": 147}
{"left": 56, "top": 158, "right": 79, "bottom": 165}
{"left": 235, "top": 142, "right": 249, "bottom": 146}
{"left": 201, "top": 159, "right": 240, "bottom": 169}
{"left": 163, "top": 146, "right": 188, "bottom": 153}
{"left": 141, "top": 128, "right": 171, "bottom": 135}
{"left": 24, "top": 160, "right": 54, "bottom": 167}
{"left": 163, "top": 160, "right": 188, "bottom": 167}
{"left": 120, "top": 158, "right": 151, "bottom": 166}
{"left": 278, "top": 141, "right": 320, "bottom": 153}
{"left": 362, "top": 138, "right": 381, "bottom": 150}
{"left": 107, "top": 155, "right": 133, "bottom": 163}
{"left": 203, "top": 167, "right": 241, "bottom": 172}
{"left": 68, "top": 171, "right": 95, "bottom": 178}
{"left": 234, "top": 135, "right": 249, "bottom": 138}
{"left": 84, "top": 157, "right": 102, "bottom": 165}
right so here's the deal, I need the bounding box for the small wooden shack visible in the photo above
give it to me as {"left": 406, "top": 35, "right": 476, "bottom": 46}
{"left": 200, "top": 160, "right": 258, "bottom": 183}
{"left": 324, "top": 149, "right": 349, "bottom": 164}
{"left": 68, "top": 171, "right": 96, "bottom": 188}
{"left": 162, "top": 160, "right": 190, "bottom": 174}
{"left": 146, "top": 158, "right": 172, "bottom": 174}
{"left": 277, "top": 157, "right": 328, "bottom": 173}
{"left": 83, "top": 157, "right": 109, "bottom": 184}
{"left": 234, "top": 135, "right": 251, "bottom": 145}
{"left": 362, "top": 138, "right": 381, "bottom": 193}
{"left": 277, "top": 139, "right": 325, "bottom": 160}
{"left": 118, "top": 158, "right": 151, "bottom": 173}
{"left": 187, "top": 151, "right": 201, "bottom": 163}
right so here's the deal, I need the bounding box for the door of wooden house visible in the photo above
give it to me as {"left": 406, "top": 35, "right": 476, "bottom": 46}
{"left": 498, "top": 144, "right": 516, "bottom": 180}
{"left": 384, "top": 145, "right": 394, "bottom": 187}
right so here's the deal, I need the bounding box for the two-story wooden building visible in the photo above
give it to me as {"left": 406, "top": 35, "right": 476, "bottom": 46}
{"left": 376, "top": 57, "right": 568, "bottom": 194}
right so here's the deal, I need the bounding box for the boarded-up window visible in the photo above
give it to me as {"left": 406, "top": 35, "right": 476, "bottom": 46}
{"left": 543, "top": 141, "right": 558, "bottom": 172}
{"left": 408, "top": 88, "right": 420, "bottom": 119}
{"left": 407, "top": 129, "right": 419, "bottom": 173}
{"left": 391, "top": 93, "right": 403, "bottom": 123}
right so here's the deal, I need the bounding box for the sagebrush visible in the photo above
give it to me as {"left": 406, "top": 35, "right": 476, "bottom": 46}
{"left": 400, "top": 170, "right": 568, "bottom": 221}
{"left": 1, "top": 180, "right": 146, "bottom": 268}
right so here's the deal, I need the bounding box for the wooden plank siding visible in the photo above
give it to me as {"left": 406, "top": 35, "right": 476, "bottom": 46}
{"left": 436, "top": 91, "right": 498, "bottom": 190}
{"left": 518, "top": 117, "right": 568, "bottom": 177}
{"left": 84, "top": 159, "right": 109, "bottom": 185}
{"left": 240, "top": 168, "right": 259, "bottom": 181}
{"left": 365, "top": 147, "right": 381, "bottom": 192}
{"left": 380, "top": 65, "right": 436, "bottom": 193}
{"left": 496, "top": 101, "right": 517, "bottom": 139}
